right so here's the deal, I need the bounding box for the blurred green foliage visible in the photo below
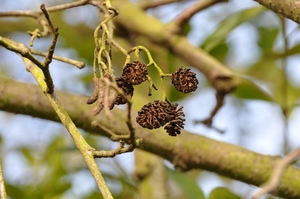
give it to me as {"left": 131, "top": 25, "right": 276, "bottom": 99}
{"left": 208, "top": 187, "right": 242, "bottom": 199}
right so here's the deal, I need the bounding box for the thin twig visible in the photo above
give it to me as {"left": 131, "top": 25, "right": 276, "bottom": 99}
{"left": 36, "top": 4, "right": 59, "bottom": 94}
{"left": 252, "top": 147, "right": 300, "bottom": 199}
{"left": 172, "top": 0, "right": 228, "bottom": 27}
{"left": 30, "top": 49, "right": 85, "bottom": 69}
{"left": 125, "top": 100, "right": 136, "bottom": 147}
{"left": 92, "top": 121, "right": 130, "bottom": 140}
{"left": 194, "top": 92, "right": 225, "bottom": 133}
{"left": 0, "top": 37, "right": 85, "bottom": 69}
{"left": 40, "top": 4, "right": 59, "bottom": 68}
{"left": 280, "top": 17, "right": 289, "bottom": 153}
{"left": 0, "top": 159, "right": 6, "bottom": 199}
{"left": 0, "top": 0, "right": 91, "bottom": 39}
{"left": 94, "top": 140, "right": 135, "bottom": 158}
{"left": 0, "top": 0, "right": 90, "bottom": 17}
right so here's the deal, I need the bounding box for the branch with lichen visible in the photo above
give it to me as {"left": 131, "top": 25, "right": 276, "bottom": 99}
{"left": 3, "top": 77, "right": 300, "bottom": 199}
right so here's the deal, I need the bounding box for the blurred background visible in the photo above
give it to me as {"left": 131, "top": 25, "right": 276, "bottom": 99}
{"left": 1, "top": 0, "right": 300, "bottom": 198}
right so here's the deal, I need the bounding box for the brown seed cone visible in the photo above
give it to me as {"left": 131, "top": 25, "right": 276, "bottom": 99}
{"left": 136, "top": 101, "right": 185, "bottom": 136}
{"left": 111, "top": 77, "right": 134, "bottom": 109}
{"left": 164, "top": 104, "right": 185, "bottom": 136}
{"left": 171, "top": 67, "right": 198, "bottom": 93}
{"left": 136, "top": 100, "right": 173, "bottom": 129}
{"left": 122, "top": 61, "right": 148, "bottom": 85}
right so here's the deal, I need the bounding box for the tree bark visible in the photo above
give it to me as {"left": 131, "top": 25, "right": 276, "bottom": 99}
{"left": 254, "top": 0, "right": 300, "bottom": 24}
{"left": 1, "top": 76, "right": 300, "bottom": 199}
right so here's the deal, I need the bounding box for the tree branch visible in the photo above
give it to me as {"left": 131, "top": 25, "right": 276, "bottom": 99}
{"left": 135, "top": 150, "right": 169, "bottom": 199}
{"left": 254, "top": 0, "right": 300, "bottom": 24}
{"left": 171, "top": 0, "right": 228, "bottom": 28}
{"left": 1, "top": 76, "right": 300, "bottom": 199}
{"left": 194, "top": 92, "right": 226, "bottom": 133}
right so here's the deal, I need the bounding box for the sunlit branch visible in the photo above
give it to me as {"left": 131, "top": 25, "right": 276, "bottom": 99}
{"left": 0, "top": 36, "right": 44, "bottom": 69}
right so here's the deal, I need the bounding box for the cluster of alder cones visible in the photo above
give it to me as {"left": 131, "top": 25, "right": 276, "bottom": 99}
{"left": 87, "top": 61, "right": 199, "bottom": 136}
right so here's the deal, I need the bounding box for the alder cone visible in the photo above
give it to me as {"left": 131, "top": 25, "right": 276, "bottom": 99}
{"left": 112, "top": 77, "right": 134, "bottom": 107}
{"left": 171, "top": 67, "right": 198, "bottom": 93}
{"left": 136, "top": 100, "right": 172, "bottom": 129}
{"left": 122, "top": 61, "right": 148, "bottom": 85}
{"left": 136, "top": 100, "right": 185, "bottom": 136}
{"left": 164, "top": 104, "right": 185, "bottom": 136}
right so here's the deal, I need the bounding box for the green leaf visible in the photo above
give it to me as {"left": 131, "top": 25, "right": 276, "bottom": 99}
{"left": 168, "top": 83, "right": 187, "bottom": 102}
{"left": 182, "top": 22, "right": 192, "bottom": 36}
{"left": 232, "top": 77, "right": 273, "bottom": 101}
{"left": 208, "top": 42, "right": 229, "bottom": 63}
{"left": 20, "top": 147, "right": 35, "bottom": 165}
{"left": 208, "top": 187, "right": 241, "bottom": 199}
{"left": 85, "top": 191, "right": 104, "bottom": 199}
{"left": 167, "top": 168, "right": 206, "bottom": 199}
{"left": 285, "top": 43, "right": 300, "bottom": 56}
{"left": 5, "top": 183, "right": 24, "bottom": 199}
{"left": 257, "top": 26, "right": 279, "bottom": 52}
{"left": 201, "top": 7, "right": 266, "bottom": 52}
{"left": 243, "top": 57, "right": 300, "bottom": 111}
